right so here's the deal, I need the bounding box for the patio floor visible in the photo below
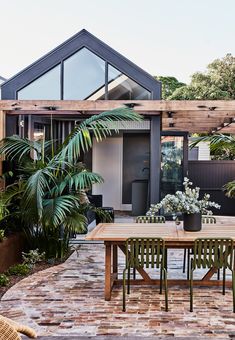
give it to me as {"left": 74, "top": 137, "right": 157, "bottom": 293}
{"left": 1, "top": 216, "right": 235, "bottom": 338}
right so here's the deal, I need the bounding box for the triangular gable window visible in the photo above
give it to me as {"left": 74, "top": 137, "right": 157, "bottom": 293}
{"left": 63, "top": 48, "right": 105, "bottom": 100}
{"left": 17, "top": 49, "right": 151, "bottom": 100}
{"left": 17, "top": 65, "right": 60, "bottom": 100}
{"left": 108, "top": 65, "right": 151, "bottom": 100}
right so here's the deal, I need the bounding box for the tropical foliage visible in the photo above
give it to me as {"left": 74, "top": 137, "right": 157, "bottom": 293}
{"left": 0, "top": 108, "right": 142, "bottom": 258}
{"left": 154, "top": 76, "right": 186, "bottom": 99}
{"left": 169, "top": 54, "right": 235, "bottom": 100}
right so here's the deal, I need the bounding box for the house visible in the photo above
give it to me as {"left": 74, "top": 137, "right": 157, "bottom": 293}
{"left": 0, "top": 30, "right": 234, "bottom": 214}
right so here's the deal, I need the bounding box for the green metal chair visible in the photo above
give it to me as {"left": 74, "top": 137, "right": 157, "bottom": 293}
{"left": 136, "top": 215, "right": 166, "bottom": 223}
{"left": 123, "top": 237, "right": 168, "bottom": 312}
{"left": 202, "top": 216, "right": 217, "bottom": 224}
{"left": 183, "top": 215, "right": 217, "bottom": 278}
{"left": 134, "top": 215, "right": 167, "bottom": 279}
{"left": 190, "top": 238, "right": 235, "bottom": 312}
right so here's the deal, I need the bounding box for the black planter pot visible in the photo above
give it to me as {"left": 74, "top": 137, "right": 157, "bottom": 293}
{"left": 183, "top": 213, "right": 202, "bottom": 232}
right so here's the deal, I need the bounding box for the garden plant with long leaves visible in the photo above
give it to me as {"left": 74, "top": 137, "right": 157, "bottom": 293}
{"left": 0, "top": 108, "right": 142, "bottom": 258}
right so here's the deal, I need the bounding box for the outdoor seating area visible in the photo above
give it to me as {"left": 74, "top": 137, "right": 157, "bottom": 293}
{"left": 0, "top": 215, "right": 234, "bottom": 338}
{"left": 0, "top": 4, "right": 235, "bottom": 338}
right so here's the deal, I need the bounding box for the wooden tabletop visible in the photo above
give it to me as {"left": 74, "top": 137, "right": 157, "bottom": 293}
{"left": 85, "top": 222, "right": 235, "bottom": 242}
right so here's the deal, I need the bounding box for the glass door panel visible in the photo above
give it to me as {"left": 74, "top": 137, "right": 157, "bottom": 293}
{"left": 161, "top": 136, "right": 184, "bottom": 199}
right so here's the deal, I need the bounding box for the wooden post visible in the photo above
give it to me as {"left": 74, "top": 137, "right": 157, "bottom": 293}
{"left": 105, "top": 242, "right": 112, "bottom": 301}
{"left": 0, "top": 110, "right": 6, "bottom": 189}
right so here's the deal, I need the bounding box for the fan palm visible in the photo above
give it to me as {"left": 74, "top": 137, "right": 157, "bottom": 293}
{"left": 0, "top": 108, "right": 142, "bottom": 257}
{"left": 190, "top": 134, "right": 235, "bottom": 197}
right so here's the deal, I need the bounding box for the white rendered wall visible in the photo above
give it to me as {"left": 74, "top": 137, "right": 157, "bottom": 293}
{"left": 197, "top": 141, "right": 211, "bottom": 160}
{"left": 92, "top": 136, "right": 123, "bottom": 210}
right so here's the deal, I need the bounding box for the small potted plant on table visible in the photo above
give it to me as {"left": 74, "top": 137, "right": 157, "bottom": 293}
{"left": 147, "top": 178, "right": 220, "bottom": 231}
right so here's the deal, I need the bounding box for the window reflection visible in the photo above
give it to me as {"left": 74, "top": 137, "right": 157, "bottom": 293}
{"left": 17, "top": 65, "right": 60, "bottom": 100}
{"left": 63, "top": 48, "right": 105, "bottom": 100}
{"left": 161, "top": 136, "right": 184, "bottom": 199}
{"left": 108, "top": 64, "right": 151, "bottom": 100}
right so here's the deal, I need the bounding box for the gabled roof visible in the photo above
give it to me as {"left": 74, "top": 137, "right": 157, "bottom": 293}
{"left": 0, "top": 75, "right": 6, "bottom": 83}
{"left": 1, "top": 29, "right": 161, "bottom": 99}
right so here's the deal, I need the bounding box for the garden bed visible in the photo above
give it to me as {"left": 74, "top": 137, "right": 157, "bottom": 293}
{"left": 0, "top": 251, "right": 73, "bottom": 300}
{"left": 0, "top": 233, "right": 26, "bottom": 273}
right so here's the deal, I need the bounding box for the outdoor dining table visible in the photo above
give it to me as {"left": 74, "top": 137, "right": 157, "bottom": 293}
{"left": 85, "top": 222, "right": 235, "bottom": 300}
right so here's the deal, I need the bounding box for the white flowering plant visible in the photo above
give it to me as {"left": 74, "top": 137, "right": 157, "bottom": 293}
{"left": 147, "top": 177, "right": 220, "bottom": 219}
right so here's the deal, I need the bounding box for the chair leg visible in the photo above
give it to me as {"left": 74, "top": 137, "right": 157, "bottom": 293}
{"left": 133, "top": 268, "right": 136, "bottom": 280}
{"left": 217, "top": 249, "right": 221, "bottom": 280}
{"left": 165, "top": 249, "right": 168, "bottom": 270}
{"left": 187, "top": 249, "right": 191, "bottom": 280}
{"left": 163, "top": 268, "right": 168, "bottom": 312}
{"left": 232, "top": 270, "right": 235, "bottom": 313}
{"left": 160, "top": 265, "right": 163, "bottom": 294}
{"left": 127, "top": 267, "right": 130, "bottom": 294}
{"left": 183, "top": 249, "right": 186, "bottom": 273}
{"left": 222, "top": 267, "right": 226, "bottom": 295}
{"left": 123, "top": 269, "right": 127, "bottom": 312}
{"left": 190, "top": 262, "right": 194, "bottom": 312}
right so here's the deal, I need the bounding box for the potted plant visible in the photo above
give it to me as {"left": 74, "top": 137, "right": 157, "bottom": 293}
{"left": 147, "top": 177, "right": 220, "bottom": 231}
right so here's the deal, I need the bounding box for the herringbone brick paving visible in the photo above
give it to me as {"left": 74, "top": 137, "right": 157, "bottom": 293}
{"left": 1, "top": 216, "right": 235, "bottom": 338}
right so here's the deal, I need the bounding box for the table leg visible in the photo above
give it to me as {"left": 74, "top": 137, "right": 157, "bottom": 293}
{"left": 105, "top": 242, "right": 112, "bottom": 301}
{"left": 118, "top": 244, "right": 151, "bottom": 282}
{"left": 113, "top": 244, "right": 118, "bottom": 278}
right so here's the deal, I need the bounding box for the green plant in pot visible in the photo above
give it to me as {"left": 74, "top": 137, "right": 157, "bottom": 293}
{"left": 147, "top": 177, "right": 220, "bottom": 231}
{"left": 0, "top": 108, "right": 142, "bottom": 257}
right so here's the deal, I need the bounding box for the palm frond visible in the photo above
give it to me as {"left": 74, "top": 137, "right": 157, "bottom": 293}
{"left": 4, "top": 181, "right": 26, "bottom": 204}
{"left": 190, "top": 134, "right": 235, "bottom": 150}
{"left": 223, "top": 180, "right": 235, "bottom": 198}
{"left": 63, "top": 211, "right": 87, "bottom": 233}
{"left": 58, "top": 108, "right": 142, "bottom": 162}
{"left": 22, "top": 167, "right": 56, "bottom": 220}
{"left": 51, "top": 170, "right": 104, "bottom": 196}
{"left": 42, "top": 195, "right": 80, "bottom": 228}
{"left": 0, "top": 135, "right": 43, "bottom": 161}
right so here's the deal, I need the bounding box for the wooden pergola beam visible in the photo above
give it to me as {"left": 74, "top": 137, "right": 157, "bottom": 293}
{"left": 1, "top": 100, "right": 235, "bottom": 112}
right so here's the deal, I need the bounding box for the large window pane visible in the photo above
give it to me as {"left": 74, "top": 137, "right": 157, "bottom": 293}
{"left": 161, "top": 136, "right": 184, "bottom": 199}
{"left": 17, "top": 65, "right": 60, "bottom": 99}
{"left": 63, "top": 48, "right": 105, "bottom": 100}
{"left": 108, "top": 64, "right": 151, "bottom": 100}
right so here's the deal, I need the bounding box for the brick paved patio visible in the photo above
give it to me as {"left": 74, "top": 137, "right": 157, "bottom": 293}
{"left": 1, "top": 230, "right": 235, "bottom": 338}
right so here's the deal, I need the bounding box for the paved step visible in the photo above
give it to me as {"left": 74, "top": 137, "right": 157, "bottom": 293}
{"left": 34, "top": 337, "right": 229, "bottom": 340}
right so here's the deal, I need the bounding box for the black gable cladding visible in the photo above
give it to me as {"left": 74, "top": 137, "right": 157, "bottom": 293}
{"left": 1, "top": 29, "right": 161, "bottom": 99}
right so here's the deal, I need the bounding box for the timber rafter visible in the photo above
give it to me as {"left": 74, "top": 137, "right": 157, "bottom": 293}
{"left": 1, "top": 100, "right": 235, "bottom": 133}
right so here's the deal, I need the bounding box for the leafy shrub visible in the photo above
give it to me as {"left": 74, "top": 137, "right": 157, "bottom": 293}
{"left": 0, "top": 274, "right": 9, "bottom": 286}
{"left": 0, "top": 229, "right": 5, "bottom": 242}
{"left": 22, "top": 249, "right": 45, "bottom": 267}
{"left": 7, "top": 263, "right": 30, "bottom": 276}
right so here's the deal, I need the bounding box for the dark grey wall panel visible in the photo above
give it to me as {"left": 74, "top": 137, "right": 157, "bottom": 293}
{"left": 188, "top": 160, "right": 235, "bottom": 215}
{"left": 122, "top": 133, "right": 150, "bottom": 204}
{"left": 150, "top": 115, "right": 161, "bottom": 204}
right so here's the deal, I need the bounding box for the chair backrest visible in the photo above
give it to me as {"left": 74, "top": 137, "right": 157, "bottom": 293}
{"left": 192, "top": 238, "right": 234, "bottom": 270}
{"left": 136, "top": 215, "right": 165, "bottom": 223}
{"left": 202, "top": 216, "right": 216, "bottom": 224}
{"left": 125, "top": 237, "right": 165, "bottom": 269}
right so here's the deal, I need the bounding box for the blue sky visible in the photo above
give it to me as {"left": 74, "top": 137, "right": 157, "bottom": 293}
{"left": 0, "top": 0, "right": 234, "bottom": 83}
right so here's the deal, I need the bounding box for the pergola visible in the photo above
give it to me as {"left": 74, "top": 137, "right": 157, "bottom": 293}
{"left": 0, "top": 99, "right": 235, "bottom": 201}
{"left": 0, "top": 100, "right": 235, "bottom": 138}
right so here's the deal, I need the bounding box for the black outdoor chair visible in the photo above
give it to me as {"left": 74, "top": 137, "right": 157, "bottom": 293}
{"left": 122, "top": 237, "right": 168, "bottom": 312}
{"left": 190, "top": 238, "right": 235, "bottom": 312}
